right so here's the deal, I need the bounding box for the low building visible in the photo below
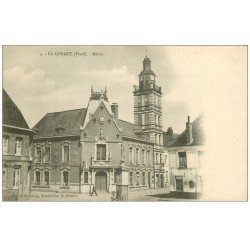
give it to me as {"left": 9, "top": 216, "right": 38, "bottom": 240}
{"left": 166, "top": 114, "right": 205, "bottom": 198}
{"left": 2, "top": 89, "right": 35, "bottom": 201}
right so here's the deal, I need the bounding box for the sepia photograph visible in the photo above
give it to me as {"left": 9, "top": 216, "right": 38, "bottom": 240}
{"left": 2, "top": 45, "right": 247, "bottom": 202}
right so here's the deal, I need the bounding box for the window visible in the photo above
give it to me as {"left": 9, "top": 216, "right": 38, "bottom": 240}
{"left": 63, "top": 145, "right": 70, "bottom": 163}
{"left": 135, "top": 148, "right": 139, "bottom": 164}
{"left": 156, "top": 153, "right": 159, "bottom": 164}
{"left": 13, "top": 169, "right": 20, "bottom": 188}
{"left": 136, "top": 172, "right": 140, "bottom": 186}
{"left": 158, "top": 116, "right": 161, "bottom": 126}
{"left": 147, "top": 150, "right": 150, "bottom": 165}
{"left": 144, "top": 114, "right": 149, "bottom": 125}
{"left": 84, "top": 172, "right": 88, "bottom": 184}
{"left": 166, "top": 171, "right": 168, "bottom": 182}
{"left": 2, "top": 168, "right": 6, "bottom": 188}
{"left": 96, "top": 144, "right": 106, "bottom": 160}
{"left": 189, "top": 181, "right": 195, "bottom": 188}
{"left": 36, "top": 147, "right": 42, "bottom": 162}
{"left": 44, "top": 147, "right": 51, "bottom": 162}
{"left": 15, "top": 137, "right": 23, "bottom": 155}
{"left": 159, "top": 135, "right": 162, "bottom": 145}
{"left": 63, "top": 171, "right": 69, "bottom": 186}
{"left": 129, "top": 147, "right": 133, "bottom": 163}
{"left": 178, "top": 152, "right": 187, "bottom": 168}
{"left": 35, "top": 171, "right": 41, "bottom": 185}
{"left": 44, "top": 171, "right": 50, "bottom": 186}
{"left": 142, "top": 172, "right": 146, "bottom": 185}
{"left": 142, "top": 149, "right": 145, "bottom": 164}
{"left": 138, "top": 115, "right": 142, "bottom": 126}
{"left": 3, "top": 136, "right": 9, "bottom": 155}
{"left": 155, "top": 134, "right": 158, "bottom": 144}
{"left": 129, "top": 172, "right": 133, "bottom": 186}
{"left": 114, "top": 171, "right": 117, "bottom": 183}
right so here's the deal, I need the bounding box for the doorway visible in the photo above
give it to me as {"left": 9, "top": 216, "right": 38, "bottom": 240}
{"left": 95, "top": 171, "right": 107, "bottom": 193}
{"left": 175, "top": 177, "right": 184, "bottom": 192}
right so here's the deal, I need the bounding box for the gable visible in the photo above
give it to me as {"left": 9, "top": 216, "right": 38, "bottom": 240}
{"left": 81, "top": 102, "right": 122, "bottom": 141}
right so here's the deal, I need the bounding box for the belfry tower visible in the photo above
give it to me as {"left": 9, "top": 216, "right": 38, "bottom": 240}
{"left": 133, "top": 56, "right": 164, "bottom": 166}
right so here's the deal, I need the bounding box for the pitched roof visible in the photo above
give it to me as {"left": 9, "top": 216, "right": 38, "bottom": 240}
{"left": 33, "top": 108, "right": 87, "bottom": 138}
{"left": 167, "top": 113, "right": 205, "bottom": 147}
{"left": 33, "top": 108, "right": 151, "bottom": 142}
{"left": 163, "top": 132, "right": 179, "bottom": 147}
{"left": 2, "top": 89, "right": 30, "bottom": 129}
{"left": 118, "top": 119, "right": 151, "bottom": 142}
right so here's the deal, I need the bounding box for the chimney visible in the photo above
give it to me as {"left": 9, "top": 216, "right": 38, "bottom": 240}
{"left": 111, "top": 103, "right": 119, "bottom": 120}
{"left": 166, "top": 127, "right": 173, "bottom": 136}
{"left": 186, "top": 116, "right": 193, "bottom": 144}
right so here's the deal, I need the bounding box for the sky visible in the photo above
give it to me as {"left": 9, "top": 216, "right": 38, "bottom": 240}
{"left": 3, "top": 45, "right": 208, "bottom": 133}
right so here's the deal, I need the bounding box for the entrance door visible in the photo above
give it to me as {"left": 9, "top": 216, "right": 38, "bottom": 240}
{"left": 175, "top": 177, "right": 183, "bottom": 192}
{"left": 95, "top": 171, "right": 107, "bottom": 193}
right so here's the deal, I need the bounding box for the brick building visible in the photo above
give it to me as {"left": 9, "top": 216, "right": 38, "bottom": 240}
{"left": 2, "top": 89, "right": 35, "bottom": 201}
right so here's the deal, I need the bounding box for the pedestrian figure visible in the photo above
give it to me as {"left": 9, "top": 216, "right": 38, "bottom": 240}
{"left": 111, "top": 191, "right": 116, "bottom": 201}
{"left": 90, "top": 185, "right": 97, "bottom": 196}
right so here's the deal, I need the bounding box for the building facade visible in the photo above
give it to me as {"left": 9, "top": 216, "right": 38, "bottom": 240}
{"left": 166, "top": 114, "right": 205, "bottom": 198}
{"left": 2, "top": 89, "right": 35, "bottom": 201}
{"left": 31, "top": 88, "right": 155, "bottom": 197}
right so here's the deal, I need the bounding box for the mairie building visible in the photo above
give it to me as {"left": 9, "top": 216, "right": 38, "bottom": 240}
{"left": 30, "top": 57, "right": 169, "bottom": 196}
